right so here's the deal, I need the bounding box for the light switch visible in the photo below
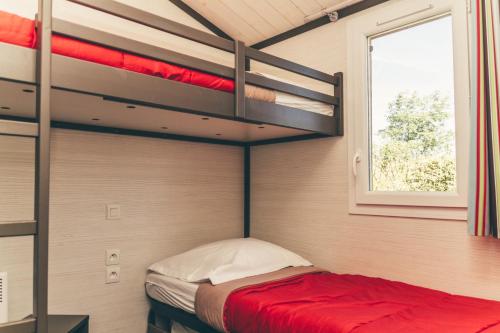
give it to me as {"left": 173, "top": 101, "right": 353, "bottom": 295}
{"left": 105, "top": 249, "right": 120, "bottom": 266}
{"left": 106, "top": 204, "right": 121, "bottom": 220}
{"left": 105, "top": 266, "right": 120, "bottom": 284}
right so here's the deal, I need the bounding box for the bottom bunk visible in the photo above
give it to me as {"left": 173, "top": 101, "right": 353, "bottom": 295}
{"left": 145, "top": 238, "right": 500, "bottom": 333}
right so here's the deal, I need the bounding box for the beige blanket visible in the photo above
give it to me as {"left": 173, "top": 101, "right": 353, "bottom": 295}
{"left": 245, "top": 84, "right": 276, "bottom": 103}
{"left": 245, "top": 84, "right": 333, "bottom": 116}
{"left": 195, "top": 266, "right": 323, "bottom": 332}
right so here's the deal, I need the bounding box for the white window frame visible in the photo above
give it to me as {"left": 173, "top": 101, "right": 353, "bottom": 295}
{"left": 347, "top": 0, "right": 470, "bottom": 220}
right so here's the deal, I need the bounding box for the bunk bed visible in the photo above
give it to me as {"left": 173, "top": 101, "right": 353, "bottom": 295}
{"left": 2, "top": 1, "right": 500, "bottom": 333}
{"left": 0, "top": 1, "right": 344, "bottom": 332}
{"left": 0, "top": 0, "right": 343, "bottom": 145}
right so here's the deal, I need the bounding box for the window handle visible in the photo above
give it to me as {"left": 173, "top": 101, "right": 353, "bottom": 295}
{"left": 352, "top": 151, "right": 361, "bottom": 177}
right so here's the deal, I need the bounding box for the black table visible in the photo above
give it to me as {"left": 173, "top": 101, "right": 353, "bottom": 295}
{"left": 48, "top": 315, "right": 89, "bottom": 333}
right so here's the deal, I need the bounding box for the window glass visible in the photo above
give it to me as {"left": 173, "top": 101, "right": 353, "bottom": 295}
{"left": 369, "top": 15, "right": 456, "bottom": 192}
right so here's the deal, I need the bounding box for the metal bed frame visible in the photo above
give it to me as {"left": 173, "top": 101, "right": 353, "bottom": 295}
{"left": 148, "top": 299, "right": 217, "bottom": 333}
{"left": 0, "top": 1, "right": 344, "bottom": 139}
{"left": 0, "top": 0, "right": 344, "bottom": 332}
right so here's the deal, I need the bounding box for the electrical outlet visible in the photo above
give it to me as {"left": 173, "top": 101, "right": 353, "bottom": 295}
{"left": 106, "top": 204, "right": 121, "bottom": 220}
{"left": 105, "top": 249, "right": 120, "bottom": 266}
{"left": 105, "top": 266, "right": 120, "bottom": 284}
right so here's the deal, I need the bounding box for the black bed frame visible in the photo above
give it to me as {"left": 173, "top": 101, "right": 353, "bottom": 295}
{"left": 148, "top": 299, "right": 217, "bottom": 333}
{"left": 40, "top": 0, "right": 344, "bottom": 138}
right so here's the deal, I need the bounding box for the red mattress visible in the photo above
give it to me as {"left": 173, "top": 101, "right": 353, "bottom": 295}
{"left": 0, "top": 10, "right": 235, "bottom": 93}
{"left": 224, "top": 272, "right": 500, "bottom": 333}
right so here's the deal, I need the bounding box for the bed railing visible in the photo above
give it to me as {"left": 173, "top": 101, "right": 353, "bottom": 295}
{"left": 59, "top": 0, "right": 343, "bottom": 135}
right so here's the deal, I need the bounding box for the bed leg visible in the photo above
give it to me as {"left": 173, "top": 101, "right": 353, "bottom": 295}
{"left": 148, "top": 323, "right": 169, "bottom": 333}
{"left": 148, "top": 309, "right": 154, "bottom": 325}
{"left": 147, "top": 308, "right": 171, "bottom": 333}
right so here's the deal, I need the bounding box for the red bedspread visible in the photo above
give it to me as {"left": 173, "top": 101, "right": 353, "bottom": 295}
{"left": 0, "top": 10, "right": 235, "bottom": 93}
{"left": 224, "top": 272, "right": 500, "bottom": 333}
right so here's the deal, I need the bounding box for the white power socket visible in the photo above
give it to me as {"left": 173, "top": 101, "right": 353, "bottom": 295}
{"left": 105, "top": 266, "right": 120, "bottom": 284}
{"left": 105, "top": 249, "right": 120, "bottom": 266}
{"left": 106, "top": 204, "right": 121, "bottom": 220}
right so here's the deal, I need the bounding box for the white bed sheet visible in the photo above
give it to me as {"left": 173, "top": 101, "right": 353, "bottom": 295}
{"left": 146, "top": 272, "right": 199, "bottom": 314}
{"left": 248, "top": 71, "right": 334, "bottom": 116}
{"left": 275, "top": 91, "right": 334, "bottom": 116}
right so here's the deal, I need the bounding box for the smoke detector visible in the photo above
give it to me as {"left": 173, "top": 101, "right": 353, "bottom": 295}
{"left": 327, "top": 11, "right": 339, "bottom": 22}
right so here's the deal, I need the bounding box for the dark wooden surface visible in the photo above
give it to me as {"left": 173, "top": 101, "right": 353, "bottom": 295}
{"left": 48, "top": 315, "right": 89, "bottom": 333}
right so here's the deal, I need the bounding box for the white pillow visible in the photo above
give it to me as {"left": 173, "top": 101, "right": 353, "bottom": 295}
{"left": 148, "top": 238, "right": 311, "bottom": 285}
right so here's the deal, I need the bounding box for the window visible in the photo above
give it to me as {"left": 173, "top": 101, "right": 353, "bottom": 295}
{"left": 347, "top": 0, "right": 469, "bottom": 220}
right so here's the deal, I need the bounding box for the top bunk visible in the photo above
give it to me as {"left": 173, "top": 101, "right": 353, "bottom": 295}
{"left": 0, "top": 0, "right": 343, "bottom": 145}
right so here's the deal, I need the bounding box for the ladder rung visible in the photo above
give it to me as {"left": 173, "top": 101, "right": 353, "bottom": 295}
{"left": 0, "top": 120, "right": 38, "bottom": 138}
{"left": 0, "top": 221, "right": 36, "bottom": 237}
{"left": 0, "top": 318, "right": 36, "bottom": 333}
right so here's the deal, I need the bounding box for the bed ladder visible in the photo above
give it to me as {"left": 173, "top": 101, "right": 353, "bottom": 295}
{"left": 0, "top": 0, "right": 52, "bottom": 332}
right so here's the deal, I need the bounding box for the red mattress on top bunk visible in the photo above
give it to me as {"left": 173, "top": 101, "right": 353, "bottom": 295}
{"left": 0, "top": 10, "right": 235, "bottom": 93}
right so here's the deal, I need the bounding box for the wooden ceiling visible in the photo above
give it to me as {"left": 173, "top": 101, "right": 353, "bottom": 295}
{"left": 182, "top": 0, "right": 355, "bottom": 46}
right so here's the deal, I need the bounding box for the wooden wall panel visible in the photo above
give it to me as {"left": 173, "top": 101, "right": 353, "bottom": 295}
{"left": 252, "top": 139, "right": 500, "bottom": 301}
{"left": 251, "top": 7, "right": 500, "bottom": 302}
{"left": 0, "top": 129, "right": 243, "bottom": 331}
{"left": 0, "top": 136, "right": 35, "bottom": 222}
{"left": 0, "top": 136, "right": 35, "bottom": 322}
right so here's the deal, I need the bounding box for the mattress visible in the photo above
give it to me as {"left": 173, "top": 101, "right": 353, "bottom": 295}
{"left": 145, "top": 272, "right": 198, "bottom": 314}
{"left": 0, "top": 10, "right": 333, "bottom": 116}
{"left": 148, "top": 265, "right": 500, "bottom": 333}
{"left": 249, "top": 71, "right": 334, "bottom": 116}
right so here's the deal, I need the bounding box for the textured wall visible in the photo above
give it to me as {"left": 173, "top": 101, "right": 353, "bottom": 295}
{"left": 0, "top": 129, "right": 243, "bottom": 332}
{"left": 251, "top": 2, "right": 500, "bottom": 302}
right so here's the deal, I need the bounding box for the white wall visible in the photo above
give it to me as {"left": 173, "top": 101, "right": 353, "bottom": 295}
{"left": 251, "top": 1, "right": 500, "bottom": 301}
{"left": 0, "top": 130, "right": 243, "bottom": 332}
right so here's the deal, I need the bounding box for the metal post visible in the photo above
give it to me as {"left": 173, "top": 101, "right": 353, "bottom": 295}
{"left": 243, "top": 145, "right": 250, "bottom": 238}
{"left": 333, "top": 72, "right": 343, "bottom": 136}
{"left": 34, "top": 0, "right": 52, "bottom": 332}
{"left": 235, "top": 41, "right": 246, "bottom": 119}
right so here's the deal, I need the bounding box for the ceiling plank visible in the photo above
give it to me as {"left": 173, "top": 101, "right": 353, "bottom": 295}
{"left": 219, "top": 0, "right": 277, "bottom": 39}
{"left": 263, "top": 0, "right": 306, "bottom": 27}
{"left": 290, "top": 0, "right": 323, "bottom": 16}
{"left": 184, "top": 0, "right": 258, "bottom": 44}
{"left": 243, "top": 0, "right": 294, "bottom": 34}
{"left": 168, "top": 0, "right": 233, "bottom": 40}
{"left": 244, "top": 0, "right": 295, "bottom": 32}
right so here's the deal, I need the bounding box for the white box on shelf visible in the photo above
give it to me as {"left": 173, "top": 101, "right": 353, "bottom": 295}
{"left": 0, "top": 272, "right": 8, "bottom": 324}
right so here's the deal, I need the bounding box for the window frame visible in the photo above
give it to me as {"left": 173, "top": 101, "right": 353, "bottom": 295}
{"left": 347, "top": 0, "right": 470, "bottom": 220}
